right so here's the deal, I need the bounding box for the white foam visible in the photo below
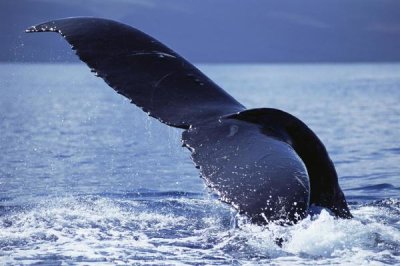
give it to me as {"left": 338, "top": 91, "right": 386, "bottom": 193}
{"left": 1, "top": 197, "right": 399, "bottom": 265}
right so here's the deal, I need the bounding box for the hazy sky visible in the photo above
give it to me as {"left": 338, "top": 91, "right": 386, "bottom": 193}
{"left": 2, "top": 0, "right": 400, "bottom": 62}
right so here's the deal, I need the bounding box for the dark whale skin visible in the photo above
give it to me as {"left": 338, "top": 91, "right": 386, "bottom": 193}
{"left": 26, "top": 17, "right": 352, "bottom": 224}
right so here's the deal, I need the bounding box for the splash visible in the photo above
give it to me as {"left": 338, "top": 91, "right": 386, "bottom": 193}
{"left": 1, "top": 196, "right": 399, "bottom": 265}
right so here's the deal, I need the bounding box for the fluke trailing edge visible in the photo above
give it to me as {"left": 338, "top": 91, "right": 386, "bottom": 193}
{"left": 26, "top": 17, "right": 352, "bottom": 224}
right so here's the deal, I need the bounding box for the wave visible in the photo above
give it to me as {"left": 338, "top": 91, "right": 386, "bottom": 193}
{"left": 0, "top": 195, "right": 399, "bottom": 265}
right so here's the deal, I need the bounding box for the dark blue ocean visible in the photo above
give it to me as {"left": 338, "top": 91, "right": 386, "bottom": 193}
{"left": 1, "top": 63, "right": 399, "bottom": 265}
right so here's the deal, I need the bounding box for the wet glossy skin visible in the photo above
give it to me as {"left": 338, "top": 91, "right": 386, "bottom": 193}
{"left": 26, "top": 17, "right": 351, "bottom": 224}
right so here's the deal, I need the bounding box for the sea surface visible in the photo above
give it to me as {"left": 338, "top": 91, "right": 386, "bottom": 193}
{"left": 0, "top": 63, "right": 399, "bottom": 265}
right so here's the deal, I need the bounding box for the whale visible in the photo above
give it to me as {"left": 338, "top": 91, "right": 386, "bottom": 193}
{"left": 26, "top": 17, "right": 352, "bottom": 224}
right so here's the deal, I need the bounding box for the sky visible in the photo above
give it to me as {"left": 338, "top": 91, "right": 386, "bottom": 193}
{"left": 1, "top": 0, "right": 400, "bottom": 63}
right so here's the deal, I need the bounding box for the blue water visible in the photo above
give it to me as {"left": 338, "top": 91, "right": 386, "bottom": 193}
{"left": 0, "top": 63, "right": 399, "bottom": 265}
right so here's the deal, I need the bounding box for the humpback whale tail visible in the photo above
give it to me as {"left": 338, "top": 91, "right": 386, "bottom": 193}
{"left": 26, "top": 17, "right": 351, "bottom": 224}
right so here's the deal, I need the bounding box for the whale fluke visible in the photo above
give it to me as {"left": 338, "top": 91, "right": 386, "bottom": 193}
{"left": 26, "top": 17, "right": 245, "bottom": 129}
{"left": 26, "top": 17, "right": 351, "bottom": 224}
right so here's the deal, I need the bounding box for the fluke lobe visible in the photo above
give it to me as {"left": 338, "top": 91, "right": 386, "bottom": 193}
{"left": 26, "top": 17, "right": 352, "bottom": 224}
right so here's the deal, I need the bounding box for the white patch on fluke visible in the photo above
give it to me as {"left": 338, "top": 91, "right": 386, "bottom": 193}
{"left": 227, "top": 125, "right": 239, "bottom": 137}
{"left": 129, "top": 51, "right": 176, "bottom": 58}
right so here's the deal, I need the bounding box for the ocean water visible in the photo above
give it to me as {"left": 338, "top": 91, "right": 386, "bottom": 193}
{"left": 0, "top": 63, "right": 399, "bottom": 265}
